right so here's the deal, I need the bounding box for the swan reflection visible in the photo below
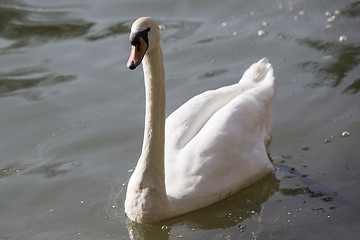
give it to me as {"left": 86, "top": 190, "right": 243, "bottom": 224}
{"left": 126, "top": 173, "right": 279, "bottom": 240}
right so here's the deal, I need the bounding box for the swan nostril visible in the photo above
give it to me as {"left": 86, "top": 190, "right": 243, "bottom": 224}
{"left": 128, "top": 60, "right": 136, "bottom": 70}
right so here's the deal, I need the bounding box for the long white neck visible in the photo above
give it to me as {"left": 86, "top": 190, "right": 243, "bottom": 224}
{"left": 125, "top": 46, "right": 170, "bottom": 223}
{"left": 141, "top": 47, "right": 165, "bottom": 167}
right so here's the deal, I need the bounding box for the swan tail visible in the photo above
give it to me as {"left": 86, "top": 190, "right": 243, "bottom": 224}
{"left": 237, "top": 58, "right": 275, "bottom": 150}
{"left": 238, "top": 58, "right": 275, "bottom": 100}
{"left": 239, "top": 58, "right": 272, "bottom": 84}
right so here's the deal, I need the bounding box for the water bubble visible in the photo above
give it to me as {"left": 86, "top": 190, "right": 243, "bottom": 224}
{"left": 257, "top": 30, "right": 267, "bottom": 37}
{"left": 327, "top": 15, "right": 337, "bottom": 23}
{"left": 322, "top": 55, "right": 333, "bottom": 60}
{"left": 339, "top": 35, "right": 348, "bottom": 43}
{"left": 238, "top": 224, "right": 246, "bottom": 232}
{"left": 161, "top": 225, "right": 168, "bottom": 230}
{"left": 221, "top": 22, "right": 228, "bottom": 27}
{"left": 261, "top": 21, "right": 269, "bottom": 27}
{"left": 325, "top": 24, "right": 332, "bottom": 29}
{"left": 299, "top": 10, "right": 305, "bottom": 16}
{"left": 342, "top": 131, "right": 350, "bottom": 137}
{"left": 277, "top": 33, "right": 286, "bottom": 40}
{"left": 301, "top": 145, "right": 310, "bottom": 151}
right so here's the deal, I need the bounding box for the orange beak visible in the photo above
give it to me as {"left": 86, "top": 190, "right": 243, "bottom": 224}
{"left": 127, "top": 37, "right": 148, "bottom": 70}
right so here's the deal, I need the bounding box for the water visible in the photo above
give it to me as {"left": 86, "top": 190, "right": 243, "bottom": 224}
{"left": 1, "top": 0, "right": 359, "bottom": 239}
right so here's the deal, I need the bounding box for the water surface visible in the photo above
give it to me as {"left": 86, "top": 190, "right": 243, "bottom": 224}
{"left": 1, "top": 0, "right": 360, "bottom": 239}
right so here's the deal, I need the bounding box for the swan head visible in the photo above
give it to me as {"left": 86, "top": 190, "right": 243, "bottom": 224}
{"left": 127, "top": 17, "right": 161, "bottom": 70}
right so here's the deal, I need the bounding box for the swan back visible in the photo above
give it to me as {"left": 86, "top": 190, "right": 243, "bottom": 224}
{"left": 165, "top": 58, "right": 274, "bottom": 151}
{"left": 164, "top": 58, "right": 275, "bottom": 213}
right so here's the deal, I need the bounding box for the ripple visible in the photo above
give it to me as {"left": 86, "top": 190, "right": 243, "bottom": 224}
{"left": 199, "top": 69, "right": 228, "bottom": 79}
{"left": 160, "top": 20, "right": 202, "bottom": 43}
{"left": 0, "top": 159, "right": 81, "bottom": 179}
{"left": 297, "top": 38, "right": 360, "bottom": 94}
{"left": 0, "top": 1, "right": 94, "bottom": 49}
{"left": 26, "top": 160, "right": 81, "bottom": 178}
{"left": 86, "top": 21, "right": 131, "bottom": 41}
{"left": 341, "top": 1, "right": 360, "bottom": 18}
{"left": 0, "top": 66, "right": 76, "bottom": 98}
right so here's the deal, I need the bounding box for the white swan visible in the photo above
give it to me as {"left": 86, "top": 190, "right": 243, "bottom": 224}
{"left": 124, "top": 17, "right": 275, "bottom": 224}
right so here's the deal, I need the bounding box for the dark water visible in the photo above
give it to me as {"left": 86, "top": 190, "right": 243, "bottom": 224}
{"left": 1, "top": 0, "right": 359, "bottom": 239}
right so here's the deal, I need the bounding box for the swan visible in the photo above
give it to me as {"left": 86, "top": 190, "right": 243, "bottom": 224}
{"left": 124, "top": 17, "right": 275, "bottom": 224}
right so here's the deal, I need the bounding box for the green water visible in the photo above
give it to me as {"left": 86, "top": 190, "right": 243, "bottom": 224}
{"left": 1, "top": 0, "right": 359, "bottom": 239}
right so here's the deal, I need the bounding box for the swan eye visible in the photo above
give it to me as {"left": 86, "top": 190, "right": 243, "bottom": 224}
{"left": 130, "top": 27, "right": 151, "bottom": 49}
{"left": 127, "top": 28, "right": 151, "bottom": 70}
{"left": 136, "top": 42, "right": 141, "bottom": 52}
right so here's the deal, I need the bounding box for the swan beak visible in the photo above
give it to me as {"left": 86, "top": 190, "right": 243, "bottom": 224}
{"left": 127, "top": 37, "right": 148, "bottom": 70}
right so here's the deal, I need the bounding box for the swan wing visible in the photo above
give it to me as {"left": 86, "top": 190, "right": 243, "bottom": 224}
{"left": 165, "top": 83, "right": 240, "bottom": 150}
{"left": 165, "top": 58, "right": 275, "bottom": 207}
{"left": 165, "top": 58, "right": 273, "bottom": 150}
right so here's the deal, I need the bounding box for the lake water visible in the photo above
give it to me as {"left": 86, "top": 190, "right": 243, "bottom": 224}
{"left": 1, "top": 0, "right": 360, "bottom": 239}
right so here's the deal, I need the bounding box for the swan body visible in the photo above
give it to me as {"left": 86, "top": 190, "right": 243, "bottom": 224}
{"left": 124, "top": 17, "right": 275, "bottom": 223}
